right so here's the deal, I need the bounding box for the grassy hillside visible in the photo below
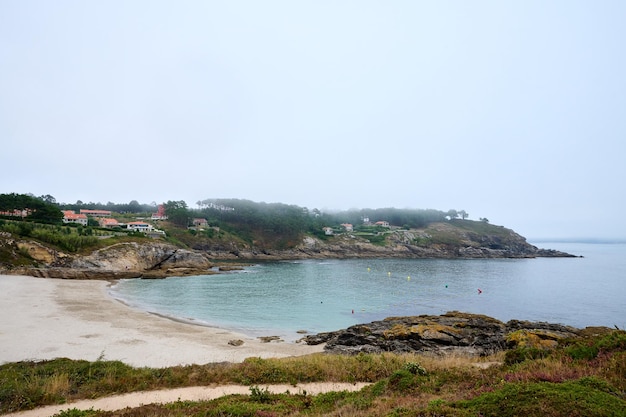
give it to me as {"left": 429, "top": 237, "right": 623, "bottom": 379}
{"left": 1, "top": 328, "right": 624, "bottom": 416}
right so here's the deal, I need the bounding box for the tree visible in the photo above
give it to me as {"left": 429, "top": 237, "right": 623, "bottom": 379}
{"left": 446, "top": 209, "right": 458, "bottom": 220}
{"left": 128, "top": 200, "right": 142, "bottom": 213}
{"left": 29, "top": 203, "right": 63, "bottom": 224}
{"left": 164, "top": 200, "right": 190, "bottom": 227}
{"left": 39, "top": 194, "right": 57, "bottom": 205}
{"left": 458, "top": 210, "right": 469, "bottom": 220}
{"left": 0, "top": 193, "right": 63, "bottom": 224}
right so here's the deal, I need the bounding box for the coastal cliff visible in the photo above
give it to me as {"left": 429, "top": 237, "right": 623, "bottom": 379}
{"left": 1, "top": 239, "right": 220, "bottom": 279}
{"left": 1, "top": 221, "right": 574, "bottom": 279}
{"left": 195, "top": 222, "right": 574, "bottom": 260}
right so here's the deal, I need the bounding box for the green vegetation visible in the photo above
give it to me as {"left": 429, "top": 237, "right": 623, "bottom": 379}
{"left": 450, "top": 218, "right": 512, "bottom": 237}
{"left": 0, "top": 193, "right": 63, "bottom": 224}
{"left": 0, "top": 219, "right": 149, "bottom": 256}
{"left": 3, "top": 193, "right": 502, "bottom": 256}
{"left": 1, "top": 330, "right": 624, "bottom": 416}
{"left": 189, "top": 199, "right": 456, "bottom": 250}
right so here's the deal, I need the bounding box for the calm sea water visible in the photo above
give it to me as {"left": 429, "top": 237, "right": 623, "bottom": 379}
{"left": 109, "top": 243, "right": 626, "bottom": 341}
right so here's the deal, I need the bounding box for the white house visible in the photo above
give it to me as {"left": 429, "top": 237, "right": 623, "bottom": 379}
{"left": 375, "top": 220, "right": 390, "bottom": 228}
{"left": 126, "top": 221, "right": 154, "bottom": 232}
{"left": 323, "top": 227, "right": 334, "bottom": 235}
{"left": 62, "top": 210, "right": 88, "bottom": 226}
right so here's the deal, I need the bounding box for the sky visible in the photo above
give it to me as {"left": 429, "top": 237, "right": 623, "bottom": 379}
{"left": 1, "top": 1, "right": 625, "bottom": 240}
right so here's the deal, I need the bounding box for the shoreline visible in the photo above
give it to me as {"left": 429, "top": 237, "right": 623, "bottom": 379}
{"left": 0, "top": 275, "right": 324, "bottom": 368}
{"left": 107, "top": 279, "right": 306, "bottom": 343}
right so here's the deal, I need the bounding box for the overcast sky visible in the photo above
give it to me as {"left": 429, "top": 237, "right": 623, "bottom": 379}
{"left": 1, "top": 1, "right": 625, "bottom": 240}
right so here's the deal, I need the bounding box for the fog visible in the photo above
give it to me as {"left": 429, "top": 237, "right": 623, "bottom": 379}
{"left": 1, "top": 1, "right": 625, "bottom": 240}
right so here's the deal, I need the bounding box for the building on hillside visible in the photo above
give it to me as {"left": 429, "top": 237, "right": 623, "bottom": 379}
{"left": 62, "top": 210, "right": 88, "bottom": 226}
{"left": 146, "top": 230, "right": 166, "bottom": 238}
{"left": 126, "top": 221, "right": 153, "bottom": 232}
{"left": 192, "top": 218, "right": 208, "bottom": 228}
{"left": 375, "top": 220, "right": 390, "bottom": 228}
{"left": 127, "top": 221, "right": 166, "bottom": 237}
{"left": 341, "top": 223, "right": 353, "bottom": 232}
{"left": 0, "top": 209, "right": 30, "bottom": 218}
{"left": 99, "top": 218, "right": 119, "bottom": 228}
{"left": 151, "top": 204, "right": 168, "bottom": 220}
{"left": 80, "top": 209, "right": 111, "bottom": 217}
{"left": 323, "top": 227, "right": 334, "bottom": 235}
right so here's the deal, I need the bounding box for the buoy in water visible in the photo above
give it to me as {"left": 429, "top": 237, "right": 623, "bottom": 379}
{"left": 477, "top": 288, "right": 482, "bottom": 294}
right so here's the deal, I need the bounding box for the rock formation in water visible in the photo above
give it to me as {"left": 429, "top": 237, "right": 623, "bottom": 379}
{"left": 301, "top": 311, "right": 594, "bottom": 356}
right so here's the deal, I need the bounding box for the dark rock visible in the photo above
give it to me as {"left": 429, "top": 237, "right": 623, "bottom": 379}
{"left": 302, "top": 311, "right": 588, "bottom": 356}
{"left": 258, "top": 335, "right": 282, "bottom": 343}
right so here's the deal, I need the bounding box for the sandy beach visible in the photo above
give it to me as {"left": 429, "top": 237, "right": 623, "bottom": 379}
{"left": 0, "top": 275, "right": 324, "bottom": 368}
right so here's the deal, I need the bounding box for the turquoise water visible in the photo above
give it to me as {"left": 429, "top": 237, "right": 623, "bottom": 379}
{"left": 110, "top": 243, "right": 626, "bottom": 341}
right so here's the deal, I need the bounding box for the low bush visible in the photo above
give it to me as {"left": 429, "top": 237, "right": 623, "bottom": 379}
{"left": 504, "top": 346, "right": 550, "bottom": 365}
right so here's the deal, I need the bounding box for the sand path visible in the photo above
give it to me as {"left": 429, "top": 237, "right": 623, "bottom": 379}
{"left": 3, "top": 382, "right": 370, "bottom": 417}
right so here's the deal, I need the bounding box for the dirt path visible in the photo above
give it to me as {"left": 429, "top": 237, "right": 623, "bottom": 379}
{"left": 3, "top": 382, "right": 370, "bottom": 417}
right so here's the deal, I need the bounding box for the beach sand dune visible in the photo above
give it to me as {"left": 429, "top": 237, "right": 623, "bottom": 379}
{"left": 0, "top": 275, "right": 324, "bottom": 368}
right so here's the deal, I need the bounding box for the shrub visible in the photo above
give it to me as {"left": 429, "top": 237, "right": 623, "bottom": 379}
{"left": 504, "top": 347, "right": 549, "bottom": 365}
{"left": 597, "top": 330, "right": 626, "bottom": 352}
{"left": 454, "top": 380, "right": 626, "bottom": 417}
{"left": 403, "top": 361, "right": 428, "bottom": 376}
{"left": 249, "top": 385, "right": 272, "bottom": 403}
{"left": 387, "top": 370, "right": 418, "bottom": 393}
{"left": 565, "top": 342, "right": 599, "bottom": 360}
{"left": 52, "top": 408, "right": 98, "bottom": 417}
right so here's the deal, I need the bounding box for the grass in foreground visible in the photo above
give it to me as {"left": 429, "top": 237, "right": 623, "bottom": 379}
{"left": 0, "top": 330, "right": 624, "bottom": 416}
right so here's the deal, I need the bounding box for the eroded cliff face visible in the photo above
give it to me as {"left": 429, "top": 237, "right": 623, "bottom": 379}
{"left": 6, "top": 241, "right": 218, "bottom": 279}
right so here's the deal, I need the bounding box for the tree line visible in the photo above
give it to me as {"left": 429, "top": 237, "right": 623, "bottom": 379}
{"left": 0, "top": 193, "right": 63, "bottom": 224}
{"left": 172, "top": 198, "right": 470, "bottom": 248}
{"left": 1, "top": 193, "right": 472, "bottom": 249}
{"left": 0, "top": 193, "right": 158, "bottom": 216}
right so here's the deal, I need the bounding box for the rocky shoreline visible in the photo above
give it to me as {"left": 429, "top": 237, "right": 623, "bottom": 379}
{"left": 301, "top": 311, "right": 604, "bottom": 356}
{"left": 1, "top": 226, "right": 578, "bottom": 280}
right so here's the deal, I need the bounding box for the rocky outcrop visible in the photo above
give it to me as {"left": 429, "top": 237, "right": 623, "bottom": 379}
{"left": 64, "top": 242, "right": 213, "bottom": 271}
{"left": 5, "top": 241, "right": 220, "bottom": 279}
{"left": 201, "top": 228, "right": 575, "bottom": 261}
{"left": 1, "top": 220, "right": 576, "bottom": 279}
{"left": 302, "top": 312, "right": 585, "bottom": 356}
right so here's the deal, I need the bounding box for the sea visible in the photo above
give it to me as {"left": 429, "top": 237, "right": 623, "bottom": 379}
{"left": 109, "top": 242, "right": 626, "bottom": 341}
